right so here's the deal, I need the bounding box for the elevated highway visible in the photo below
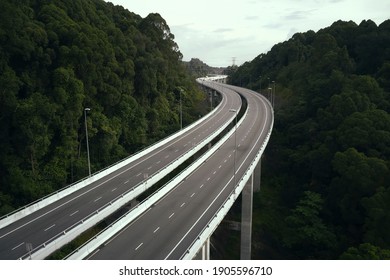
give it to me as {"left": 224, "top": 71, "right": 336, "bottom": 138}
{"left": 68, "top": 80, "right": 273, "bottom": 259}
{"left": 0, "top": 76, "right": 240, "bottom": 259}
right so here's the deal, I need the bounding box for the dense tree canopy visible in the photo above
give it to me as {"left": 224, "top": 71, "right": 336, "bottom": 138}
{"left": 0, "top": 0, "right": 206, "bottom": 214}
{"left": 230, "top": 19, "right": 390, "bottom": 259}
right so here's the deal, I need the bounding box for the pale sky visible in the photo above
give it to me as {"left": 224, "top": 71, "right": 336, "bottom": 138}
{"left": 107, "top": 0, "right": 389, "bottom": 67}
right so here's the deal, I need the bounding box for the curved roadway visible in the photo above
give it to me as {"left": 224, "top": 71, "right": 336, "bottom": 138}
{"left": 0, "top": 86, "right": 241, "bottom": 260}
{"left": 87, "top": 82, "right": 273, "bottom": 259}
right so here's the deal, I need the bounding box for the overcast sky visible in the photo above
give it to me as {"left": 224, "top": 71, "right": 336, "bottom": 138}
{"left": 107, "top": 0, "right": 389, "bottom": 67}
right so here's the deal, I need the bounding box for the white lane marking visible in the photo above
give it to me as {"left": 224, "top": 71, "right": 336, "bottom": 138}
{"left": 224, "top": 159, "right": 227, "bottom": 163}
{"left": 190, "top": 193, "right": 195, "bottom": 198}
{"left": 69, "top": 210, "right": 79, "bottom": 217}
{"left": 199, "top": 184, "right": 204, "bottom": 189}
{"left": 135, "top": 243, "right": 143, "bottom": 251}
{"left": 165, "top": 175, "right": 235, "bottom": 260}
{"left": 207, "top": 177, "right": 211, "bottom": 181}
{"left": 169, "top": 213, "right": 175, "bottom": 219}
{"left": 44, "top": 224, "right": 56, "bottom": 232}
{"left": 180, "top": 203, "right": 186, "bottom": 208}
{"left": 165, "top": 155, "right": 169, "bottom": 158}
{"left": 94, "top": 197, "right": 102, "bottom": 202}
{"left": 156, "top": 161, "right": 161, "bottom": 164}
{"left": 136, "top": 173, "right": 142, "bottom": 177}
{"left": 153, "top": 227, "right": 160, "bottom": 233}
{"left": 213, "top": 171, "right": 216, "bottom": 175}
{"left": 219, "top": 165, "right": 222, "bottom": 169}
{"left": 111, "top": 188, "right": 117, "bottom": 192}
{"left": 12, "top": 242, "right": 25, "bottom": 251}
{"left": 124, "top": 180, "right": 129, "bottom": 184}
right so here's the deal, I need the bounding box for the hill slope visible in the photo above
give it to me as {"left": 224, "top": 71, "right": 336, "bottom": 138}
{"left": 0, "top": 0, "right": 205, "bottom": 214}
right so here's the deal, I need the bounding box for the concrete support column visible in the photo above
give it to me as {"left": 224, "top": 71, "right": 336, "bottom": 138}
{"left": 202, "top": 237, "right": 210, "bottom": 260}
{"left": 253, "top": 157, "right": 262, "bottom": 192}
{"left": 240, "top": 173, "right": 253, "bottom": 260}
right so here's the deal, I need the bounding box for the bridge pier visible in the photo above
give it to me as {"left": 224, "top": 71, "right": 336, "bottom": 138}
{"left": 240, "top": 172, "right": 254, "bottom": 260}
{"left": 201, "top": 237, "right": 211, "bottom": 260}
{"left": 193, "top": 237, "right": 211, "bottom": 260}
{"left": 254, "top": 157, "right": 262, "bottom": 192}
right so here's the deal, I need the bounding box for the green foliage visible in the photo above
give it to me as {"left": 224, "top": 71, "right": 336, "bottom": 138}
{"left": 0, "top": 0, "right": 205, "bottom": 214}
{"left": 283, "top": 191, "right": 337, "bottom": 259}
{"left": 230, "top": 19, "right": 390, "bottom": 259}
{"left": 340, "top": 243, "right": 390, "bottom": 260}
{"left": 362, "top": 187, "right": 390, "bottom": 247}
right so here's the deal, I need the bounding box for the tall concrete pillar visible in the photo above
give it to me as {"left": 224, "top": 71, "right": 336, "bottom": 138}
{"left": 253, "top": 157, "right": 262, "bottom": 192}
{"left": 240, "top": 173, "right": 253, "bottom": 260}
{"left": 202, "top": 237, "right": 210, "bottom": 260}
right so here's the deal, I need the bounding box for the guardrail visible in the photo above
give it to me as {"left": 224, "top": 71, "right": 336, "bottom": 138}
{"left": 0, "top": 87, "right": 225, "bottom": 230}
{"left": 180, "top": 93, "right": 274, "bottom": 260}
{"left": 17, "top": 84, "right": 239, "bottom": 260}
{"left": 65, "top": 90, "right": 248, "bottom": 260}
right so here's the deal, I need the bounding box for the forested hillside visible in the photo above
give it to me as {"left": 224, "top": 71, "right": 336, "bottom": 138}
{"left": 0, "top": 0, "right": 206, "bottom": 215}
{"left": 183, "top": 58, "right": 226, "bottom": 77}
{"left": 230, "top": 20, "right": 390, "bottom": 259}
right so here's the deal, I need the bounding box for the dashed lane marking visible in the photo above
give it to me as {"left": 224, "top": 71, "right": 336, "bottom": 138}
{"left": 11, "top": 242, "right": 24, "bottom": 251}
{"left": 69, "top": 210, "right": 79, "bottom": 217}
{"left": 44, "top": 224, "right": 55, "bottom": 232}
{"left": 135, "top": 243, "right": 143, "bottom": 251}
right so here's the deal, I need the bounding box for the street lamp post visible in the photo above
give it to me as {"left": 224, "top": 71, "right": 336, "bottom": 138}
{"left": 229, "top": 109, "right": 238, "bottom": 186}
{"left": 272, "top": 80, "right": 276, "bottom": 107}
{"left": 84, "top": 108, "right": 91, "bottom": 177}
{"left": 259, "top": 76, "right": 261, "bottom": 95}
{"left": 180, "top": 89, "right": 183, "bottom": 130}
{"left": 268, "top": 87, "right": 272, "bottom": 104}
